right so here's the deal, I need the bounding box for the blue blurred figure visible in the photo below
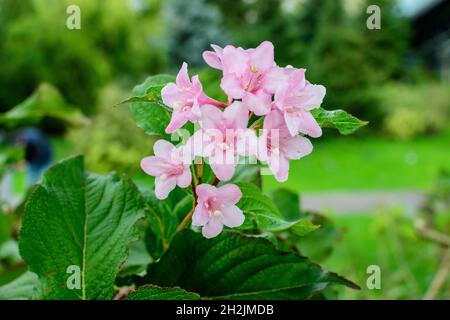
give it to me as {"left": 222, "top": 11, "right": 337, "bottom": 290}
{"left": 16, "top": 128, "right": 53, "bottom": 185}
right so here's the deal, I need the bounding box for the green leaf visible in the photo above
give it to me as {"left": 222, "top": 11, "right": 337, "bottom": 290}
{"left": 295, "top": 213, "right": 341, "bottom": 262}
{"left": 311, "top": 107, "right": 368, "bottom": 135}
{"left": 137, "top": 230, "right": 359, "bottom": 299}
{"left": 129, "top": 75, "right": 175, "bottom": 139}
{"left": 0, "top": 83, "right": 88, "bottom": 128}
{"left": 236, "top": 183, "right": 319, "bottom": 237}
{"left": 0, "top": 271, "right": 42, "bottom": 300}
{"left": 127, "top": 285, "right": 200, "bottom": 300}
{"left": 269, "top": 188, "right": 303, "bottom": 221}
{"left": 143, "top": 187, "right": 192, "bottom": 260}
{"left": 226, "top": 163, "right": 261, "bottom": 186}
{"left": 0, "top": 211, "right": 12, "bottom": 247}
{"left": 19, "top": 156, "right": 145, "bottom": 300}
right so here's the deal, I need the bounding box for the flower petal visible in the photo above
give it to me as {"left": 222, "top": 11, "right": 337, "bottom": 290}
{"left": 221, "top": 74, "right": 245, "bottom": 99}
{"left": 250, "top": 41, "right": 274, "bottom": 72}
{"left": 140, "top": 156, "right": 168, "bottom": 176}
{"left": 269, "top": 155, "right": 290, "bottom": 182}
{"left": 203, "top": 51, "right": 222, "bottom": 70}
{"left": 200, "top": 104, "right": 224, "bottom": 130}
{"left": 302, "top": 84, "right": 326, "bottom": 109}
{"left": 166, "top": 109, "right": 190, "bottom": 133}
{"left": 202, "top": 219, "right": 224, "bottom": 239}
{"left": 210, "top": 161, "right": 235, "bottom": 181}
{"left": 283, "top": 135, "right": 313, "bottom": 160}
{"left": 153, "top": 139, "right": 175, "bottom": 158}
{"left": 244, "top": 91, "right": 272, "bottom": 116}
{"left": 297, "top": 111, "right": 322, "bottom": 138}
{"left": 176, "top": 62, "right": 191, "bottom": 88}
{"left": 222, "top": 45, "right": 248, "bottom": 75}
{"left": 176, "top": 166, "right": 192, "bottom": 188}
{"left": 192, "top": 203, "right": 209, "bottom": 226}
{"left": 196, "top": 183, "right": 218, "bottom": 201}
{"left": 223, "top": 101, "right": 249, "bottom": 129}
{"left": 221, "top": 205, "right": 245, "bottom": 228}
{"left": 217, "top": 184, "right": 242, "bottom": 205}
{"left": 161, "top": 83, "right": 180, "bottom": 108}
{"left": 154, "top": 176, "right": 177, "bottom": 200}
{"left": 284, "top": 112, "right": 300, "bottom": 136}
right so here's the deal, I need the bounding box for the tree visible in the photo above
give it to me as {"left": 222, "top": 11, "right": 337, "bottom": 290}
{"left": 164, "top": 0, "right": 229, "bottom": 68}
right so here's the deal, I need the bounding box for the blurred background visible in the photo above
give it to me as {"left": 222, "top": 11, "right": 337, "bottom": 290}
{"left": 0, "top": 0, "right": 449, "bottom": 299}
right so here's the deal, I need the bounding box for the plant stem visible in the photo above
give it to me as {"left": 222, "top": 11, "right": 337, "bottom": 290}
{"left": 176, "top": 166, "right": 198, "bottom": 233}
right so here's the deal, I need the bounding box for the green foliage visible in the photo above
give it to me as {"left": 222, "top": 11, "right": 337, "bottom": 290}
{"left": 19, "top": 156, "right": 146, "bottom": 299}
{"left": 129, "top": 75, "right": 175, "bottom": 140}
{"left": 312, "top": 107, "right": 368, "bottom": 135}
{"left": 0, "top": 0, "right": 167, "bottom": 113}
{"left": 68, "top": 84, "right": 153, "bottom": 174}
{"left": 381, "top": 83, "right": 450, "bottom": 139}
{"left": 0, "top": 83, "right": 88, "bottom": 129}
{"left": 143, "top": 185, "right": 190, "bottom": 260}
{"left": 236, "top": 183, "right": 319, "bottom": 237}
{"left": 269, "top": 188, "right": 303, "bottom": 221}
{"left": 0, "top": 271, "right": 41, "bottom": 300}
{"left": 137, "top": 230, "right": 358, "bottom": 299}
{"left": 127, "top": 285, "right": 200, "bottom": 300}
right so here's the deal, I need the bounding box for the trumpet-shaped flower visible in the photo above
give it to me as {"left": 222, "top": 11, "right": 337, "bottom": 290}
{"left": 192, "top": 184, "right": 244, "bottom": 238}
{"left": 258, "top": 109, "right": 313, "bottom": 182}
{"left": 141, "top": 140, "right": 191, "bottom": 200}
{"left": 161, "top": 62, "right": 223, "bottom": 133}
{"left": 273, "top": 67, "right": 326, "bottom": 137}
{"left": 218, "top": 41, "right": 277, "bottom": 115}
{"left": 185, "top": 102, "right": 256, "bottom": 181}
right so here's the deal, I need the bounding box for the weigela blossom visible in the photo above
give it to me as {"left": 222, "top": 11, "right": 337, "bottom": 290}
{"left": 161, "top": 62, "right": 223, "bottom": 133}
{"left": 258, "top": 109, "right": 313, "bottom": 181}
{"left": 192, "top": 184, "right": 244, "bottom": 238}
{"left": 272, "top": 67, "right": 325, "bottom": 137}
{"left": 215, "top": 41, "right": 278, "bottom": 116}
{"left": 142, "top": 40, "right": 326, "bottom": 238}
{"left": 185, "top": 101, "right": 257, "bottom": 181}
{"left": 140, "top": 140, "right": 191, "bottom": 200}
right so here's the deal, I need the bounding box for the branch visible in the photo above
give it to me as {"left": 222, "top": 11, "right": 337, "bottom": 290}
{"left": 415, "top": 219, "right": 450, "bottom": 247}
{"left": 424, "top": 248, "right": 450, "bottom": 300}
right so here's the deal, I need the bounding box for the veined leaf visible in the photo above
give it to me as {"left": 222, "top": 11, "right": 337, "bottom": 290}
{"left": 269, "top": 188, "right": 303, "bottom": 221}
{"left": 137, "top": 230, "right": 359, "bottom": 299}
{"left": 19, "top": 156, "right": 145, "bottom": 299}
{"left": 312, "top": 107, "right": 368, "bottom": 135}
{"left": 0, "top": 271, "right": 42, "bottom": 300}
{"left": 143, "top": 186, "right": 192, "bottom": 260}
{"left": 0, "top": 83, "right": 88, "bottom": 128}
{"left": 236, "top": 183, "right": 319, "bottom": 237}
{"left": 129, "top": 75, "right": 174, "bottom": 139}
{"left": 127, "top": 285, "right": 200, "bottom": 300}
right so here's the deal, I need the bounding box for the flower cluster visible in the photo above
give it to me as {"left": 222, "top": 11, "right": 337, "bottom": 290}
{"left": 141, "top": 41, "right": 325, "bottom": 238}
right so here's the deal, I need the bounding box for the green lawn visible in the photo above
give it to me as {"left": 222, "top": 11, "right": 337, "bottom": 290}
{"left": 263, "top": 129, "right": 450, "bottom": 193}
{"left": 318, "top": 212, "right": 449, "bottom": 300}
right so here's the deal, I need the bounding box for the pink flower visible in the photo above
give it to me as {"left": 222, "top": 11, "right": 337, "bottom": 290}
{"left": 273, "top": 67, "right": 326, "bottom": 137}
{"left": 161, "top": 62, "right": 223, "bottom": 133}
{"left": 185, "top": 102, "right": 257, "bottom": 181}
{"left": 141, "top": 140, "right": 192, "bottom": 200}
{"left": 219, "top": 41, "right": 277, "bottom": 116}
{"left": 258, "top": 109, "right": 313, "bottom": 182}
{"left": 192, "top": 184, "right": 244, "bottom": 238}
{"left": 202, "top": 44, "right": 224, "bottom": 70}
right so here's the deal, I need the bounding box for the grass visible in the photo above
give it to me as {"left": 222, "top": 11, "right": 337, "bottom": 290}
{"left": 318, "top": 211, "right": 449, "bottom": 299}
{"left": 262, "top": 129, "right": 450, "bottom": 193}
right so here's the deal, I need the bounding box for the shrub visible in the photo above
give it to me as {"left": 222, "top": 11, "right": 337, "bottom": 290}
{"left": 381, "top": 83, "right": 450, "bottom": 139}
